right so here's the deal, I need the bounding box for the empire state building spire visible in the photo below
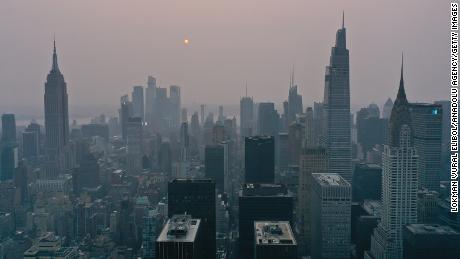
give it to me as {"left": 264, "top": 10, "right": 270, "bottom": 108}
{"left": 52, "top": 39, "right": 60, "bottom": 72}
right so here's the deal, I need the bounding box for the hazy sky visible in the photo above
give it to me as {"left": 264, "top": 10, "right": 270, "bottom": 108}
{"left": 0, "top": 0, "right": 450, "bottom": 118}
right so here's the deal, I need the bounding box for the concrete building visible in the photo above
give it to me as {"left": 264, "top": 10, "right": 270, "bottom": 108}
{"left": 254, "top": 221, "right": 297, "bottom": 259}
{"left": 298, "top": 148, "right": 328, "bottom": 255}
{"left": 310, "top": 173, "right": 351, "bottom": 259}
{"left": 156, "top": 215, "right": 203, "bottom": 259}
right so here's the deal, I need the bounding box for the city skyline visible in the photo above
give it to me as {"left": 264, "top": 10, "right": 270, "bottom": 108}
{"left": 0, "top": 1, "right": 456, "bottom": 259}
{"left": 0, "top": 0, "right": 449, "bottom": 117}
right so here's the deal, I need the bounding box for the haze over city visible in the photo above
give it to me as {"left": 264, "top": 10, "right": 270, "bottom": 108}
{"left": 0, "top": 1, "right": 457, "bottom": 259}
{"left": 0, "top": 0, "right": 450, "bottom": 118}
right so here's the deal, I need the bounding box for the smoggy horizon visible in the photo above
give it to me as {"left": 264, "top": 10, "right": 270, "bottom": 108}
{"left": 0, "top": 0, "right": 450, "bottom": 119}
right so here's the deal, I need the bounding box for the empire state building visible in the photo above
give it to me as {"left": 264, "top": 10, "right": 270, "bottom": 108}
{"left": 44, "top": 40, "right": 71, "bottom": 177}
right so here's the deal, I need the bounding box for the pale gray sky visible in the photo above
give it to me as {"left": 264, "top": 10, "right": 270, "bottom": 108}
{"left": 0, "top": 0, "right": 450, "bottom": 118}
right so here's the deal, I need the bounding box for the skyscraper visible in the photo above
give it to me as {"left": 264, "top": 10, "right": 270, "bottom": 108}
{"left": 0, "top": 115, "right": 18, "bottom": 181}
{"left": 1, "top": 114, "right": 16, "bottom": 143}
{"left": 288, "top": 122, "right": 304, "bottom": 166}
{"left": 409, "top": 103, "right": 442, "bottom": 192}
{"left": 254, "top": 221, "right": 297, "bottom": 259}
{"left": 240, "top": 94, "right": 254, "bottom": 138}
{"left": 205, "top": 145, "right": 225, "bottom": 192}
{"left": 304, "top": 107, "right": 316, "bottom": 148}
{"left": 143, "top": 210, "right": 159, "bottom": 259}
{"left": 119, "top": 96, "right": 133, "bottom": 141}
{"left": 200, "top": 104, "right": 205, "bottom": 126}
{"left": 44, "top": 40, "right": 70, "bottom": 176}
{"left": 298, "top": 148, "right": 328, "bottom": 255}
{"left": 310, "top": 173, "right": 351, "bottom": 259}
{"left": 245, "top": 136, "right": 274, "bottom": 183}
{"left": 126, "top": 117, "right": 143, "bottom": 173}
{"left": 145, "top": 76, "right": 156, "bottom": 127}
{"left": 156, "top": 214, "right": 204, "bottom": 259}
{"left": 367, "top": 57, "right": 418, "bottom": 259}
{"left": 238, "top": 183, "right": 293, "bottom": 258}
{"left": 323, "top": 15, "right": 352, "bottom": 183}
{"left": 257, "top": 102, "right": 279, "bottom": 137}
{"left": 287, "top": 70, "right": 303, "bottom": 126}
{"left": 169, "top": 85, "right": 181, "bottom": 129}
{"left": 22, "top": 123, "right": 40, "bottom": 160}
{"left": 168, "top": 179, "right": 216, "bottom": 259}
{"left": 131, "top": 85, "right": 144, "bottom": 121}
{"left": 154, "top": 87, "right": 169, "bottom": 132}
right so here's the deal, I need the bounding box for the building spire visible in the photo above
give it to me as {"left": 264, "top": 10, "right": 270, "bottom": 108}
{"left": 290, "top": 64, "right": 295, "bottom": 88}
{"left": 397, "top": 52, "right": 406, "bottom": 101}
{"left": 52, "top": 37, "right": 60, "bottom": 72}
{"left": 342, "top": 10, "right": 345, "bottom": 29}
{"left": 245, "top": 81, "right": 248, "bottom": 97}
{"left": 389, "top": 52, "right": 412, "bottom": 147}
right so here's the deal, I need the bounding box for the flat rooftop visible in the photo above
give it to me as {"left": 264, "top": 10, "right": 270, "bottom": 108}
{"left": 406, "top": 224, "right": 460, "bottom": 235}
{"left": 170, "top": 178, "right": 213, "bottom": 184}
{"left": 246, "top": 136, "right": 274, "bottom": 141}
{"left": 312, "top": 173, "right": 350, "bottom": 187}
{"left": 255, "top": 221, "right": 296, "bottom": 246}
{"left": 241, "top": 183, "right": 290, "bottom": 197}
{"left": 157, "top": 215, "right": 201, "bottom": 243}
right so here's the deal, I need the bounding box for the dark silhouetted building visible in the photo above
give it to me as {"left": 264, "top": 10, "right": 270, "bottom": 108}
{"left": 205, "top": 145, "right": 225, "bottom": 192}
{"left": 168, "top": 179, "right": 215, "bottom": 259}
{"left": 351, "top": 201, "right": 381, "bottom": 259}
{"left": 403, "top": 224, "right": 460, "bottom": 259}
{"left": 409, "top": 103, "right": 443, "bottom": 192}
{"left": 352, "top": 163, "right": 382, "bottom": 202}
{"left": 1, "top": 114, "right": 18, "bottom": 181}
{"left": 245, "top": 136, "right": 274, "bottom": 183}
{"left": 1, "top": 114, "right": 16, "bottom": 143}
{"left": 239, "top": 183, "right": 293, "bottom": 258}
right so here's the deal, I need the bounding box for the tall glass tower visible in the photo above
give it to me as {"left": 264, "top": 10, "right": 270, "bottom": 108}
{"left": 323, "top": 14, "right": 352, "bottom": 182}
